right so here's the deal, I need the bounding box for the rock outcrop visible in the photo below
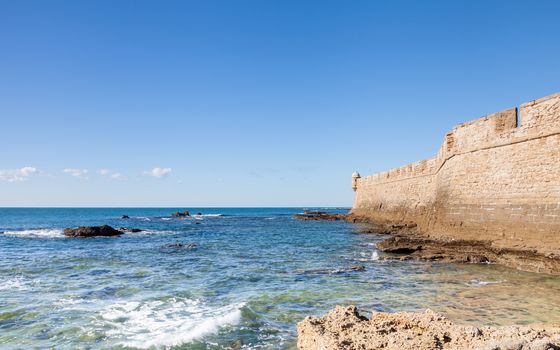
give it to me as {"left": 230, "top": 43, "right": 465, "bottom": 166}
{"left": 171, "top": 211, "right": 190, "bottom": 217}
{"left": 377, "top": 234, "right": 560, "bottom": 275}
{"left": 294, "top": 211, "right": 348, "bottom": 221}
{"left": 118, "top": 227, "right": 143, "bottom": 233}
{"left": 298, "top": 305, "right": 560, "bottom": 350}
{"left": 63, "top": 225, "right": 124, "bottom": 237}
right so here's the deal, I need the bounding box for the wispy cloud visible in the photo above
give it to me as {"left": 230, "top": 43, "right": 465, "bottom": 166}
{"left": 0, "top": 167, "right": 38, "bottom": 182}
{"left": 63, "top": 168, "right": 88, "bottom": 178}
{"left": 110, "top": 172, "right": 126, "bottom": 180}
{"left": 143, "top": 167, "right": 172, "bottom": 178}
{"left": 97, "top": 169, "right": 111, "bottom": 176}
{"left": 97, "top": 169, "right": 127, "bottom": 180}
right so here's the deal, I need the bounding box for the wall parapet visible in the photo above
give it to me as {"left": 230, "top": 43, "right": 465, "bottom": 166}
{"left": 357, "top": 92, "right": 560, "bottom": 187}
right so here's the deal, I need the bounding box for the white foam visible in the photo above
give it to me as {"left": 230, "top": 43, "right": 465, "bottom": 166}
{"left": 133, "top": 230, "right": 176, "bottom": 236}
{"left": 98, "top": 298, "right": 244, "bottom": 348}
{"left": 0, "top": 276, "right": 41, "bottom": 291}
{"left": 0, "top": 277, "right": 28, "bottom": 291}
{"left": 192, "top": 214, "right": 223, "bottom": 219}
{"left": 2, "top": 229, "right": 64, "bottom": 238}
{"left": 467, "top": 279, "right": 505, "bottom": 286}
{"left": 371, "top": 251, "right": 379, "bottom": 261}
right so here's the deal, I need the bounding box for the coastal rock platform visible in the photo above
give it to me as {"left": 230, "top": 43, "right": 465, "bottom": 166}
{"left": 377, "top": 234, "right": 560, "bottom": 275}
{"left": 298, "top": 305, "right": 560, "bottom": 350}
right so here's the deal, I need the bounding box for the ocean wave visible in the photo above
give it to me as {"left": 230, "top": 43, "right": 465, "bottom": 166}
{"left": 192, "top": 214, "right": 223, "bottom": 218}
{"left": 0, "top": 277, "right": 29, "bottom": 291}
{"left": 132, "top": 230, "right": 177, "bottom": 236}
{"left": 1, "top": 228, "right": 64, "bottom": 238}
{"left": 98, "top": 298, "right": 245, "bottom": 348}
{"left": 358, "top": 250, "right": 379, "bottom": 261}
{"left": 0, "top": 276, "right": 41, "bottom": 291}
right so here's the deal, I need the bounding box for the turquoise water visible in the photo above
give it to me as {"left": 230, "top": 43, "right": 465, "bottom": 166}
{"left": 1, "top": 208, "right": 559, "bottom": 349}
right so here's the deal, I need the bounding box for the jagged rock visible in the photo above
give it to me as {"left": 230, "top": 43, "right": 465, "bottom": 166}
{"left": 63, "top": 225, "right": 123, "bottom": 237}
{"left": 171, "top": 211, "right": 190, "bottom": 217}
{"left": 118, "top": 227, "right": 142, "bottom": 233}
{"left": 298, "top": 305, "right": 560, "bottom": 350}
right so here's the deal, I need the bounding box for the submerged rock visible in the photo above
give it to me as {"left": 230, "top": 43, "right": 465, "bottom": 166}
{"left": 121, "top": 215, "right": 130, "bottom": 219}
{"left": 299, "top": 265, "right": 365, "bottom": 274}
{"left": 118, "top": 227, "right": 142, "bottom": 233}
{"left": 63, "top": 225, "right": 123, "bottom": 237}
{"left": 298, "top": 305, "right": 560, "bottom": 350}
{"left": 165, "top": 242, "right": 197, "bottom": 249}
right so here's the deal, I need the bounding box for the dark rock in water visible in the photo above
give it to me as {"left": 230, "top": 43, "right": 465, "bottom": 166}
{"left": 171, "top": 211, "right": 190, "bottom": 217}
{"left": 299, "top": 265, "right": 366, "bottom": 274}
{"left": 63, "top": 225, "right": 124, "bottom": 237}
{"left": 121, "top": 215, "right": 130, "bottom": 219}
{"left": 118, "top": 227, "right": 143, "bottom": 233}
{"left": 196, "top": 212, "right": 202, "bottom": 215}
{"left": 165, "top": 242, "right": 198, "bottom": 249}
{"left": 294, "top": 211, "right": 347, "bottom": 221}
{"left": 194, "top": 222, "right": 201, "bottom": 225}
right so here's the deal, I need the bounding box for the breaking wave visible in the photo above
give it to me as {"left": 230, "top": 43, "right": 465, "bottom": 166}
{"left": 192, "top": 214, "right": 224, "bottom": 219}
{"left": 98, "top": 298, "right": 245, "bottom": 348}
{"left": 1, "top": 228, "right": 64, "bottom": 238}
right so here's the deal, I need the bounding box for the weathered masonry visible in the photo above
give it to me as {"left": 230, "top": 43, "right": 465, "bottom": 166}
{"left": 351, "top": 93, "right": 560, "bottom": 254}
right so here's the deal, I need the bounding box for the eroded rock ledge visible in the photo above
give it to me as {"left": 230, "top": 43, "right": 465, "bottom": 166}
{"left": 298, "top": 305, "right": 560, "bottom": 350}
{"left": 377, "top": 235, "right": 560, "bottom": 275}
{"left": 295, "top": 212, "right": 560, "bottom": 275}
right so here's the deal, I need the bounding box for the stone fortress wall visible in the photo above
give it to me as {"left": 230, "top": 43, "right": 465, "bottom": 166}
{"left": 351, "top": 93, "right": 560, "bottom": 254}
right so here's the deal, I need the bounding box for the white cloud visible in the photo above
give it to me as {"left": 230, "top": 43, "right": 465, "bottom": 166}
{"left": 0, "top": 167, "right": 38, "bottom": 182}
{"left": 63, "top": 168, "right": 88, "bottom": 178}
{"left": 97, "top": 169, "right": 127, "bottom": 180}
{"left": 110, "top": 173, "right": 126, "bottom": 180}
{"left": 143, "top": 167, "right": 172, "bottom": 178}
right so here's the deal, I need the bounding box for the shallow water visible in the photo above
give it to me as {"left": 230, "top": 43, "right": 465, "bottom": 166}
{"left": 1, "top": 208, "right": 559, "bottom": 349}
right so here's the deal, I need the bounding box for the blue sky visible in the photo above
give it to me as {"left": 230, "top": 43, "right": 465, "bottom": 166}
{"left": 0, "top": 0, "right": 559, "bottom": 207}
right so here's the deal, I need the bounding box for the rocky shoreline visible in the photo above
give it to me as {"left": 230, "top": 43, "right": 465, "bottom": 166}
{"left": 298, "top": 306, "right": 560, "bottom": 350}
{"left": 295, "top": 211, "right": 560, "bottom": 348}
{"left": 295, "top": 212, "right": 560, "bottom": 275}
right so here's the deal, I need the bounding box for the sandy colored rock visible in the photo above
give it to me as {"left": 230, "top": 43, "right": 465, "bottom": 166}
{"left": 376, "top": 234, "right": 560, "bottom": 275}
{"left": 298, "top": 305, "right": 560, "bottom": 350}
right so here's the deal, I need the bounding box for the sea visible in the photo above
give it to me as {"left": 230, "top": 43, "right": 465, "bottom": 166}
{"left": 1, "top": 208, "right": 559, "bottom": 349}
